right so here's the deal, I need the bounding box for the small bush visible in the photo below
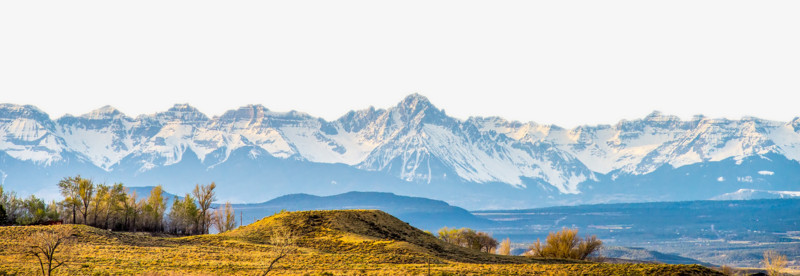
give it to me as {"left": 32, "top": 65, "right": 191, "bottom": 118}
{"left": 763, "top": 250, "right": 787, "bottom": 276}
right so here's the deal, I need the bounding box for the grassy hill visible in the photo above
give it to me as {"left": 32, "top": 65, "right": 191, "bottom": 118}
{"left": 226, "top": 209, "right": 544, "bottom": 265}
{"left": 0, "top": 210, "right": 723, "bottom": 275}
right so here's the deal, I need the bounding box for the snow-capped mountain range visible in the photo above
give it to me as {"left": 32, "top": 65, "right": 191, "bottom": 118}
{"left": 2, "top": 94, "right": 799, "bottom": 209}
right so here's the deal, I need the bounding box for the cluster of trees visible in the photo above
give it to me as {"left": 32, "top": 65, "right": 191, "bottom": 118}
{"left": 166, "top": 183, "right": 236, "bottom": 235}
{"left": 437, "top": 227, "right": 499, "bottom": 253}
{"left": 57, "top": 176, "right": 144, "bottom": 231}
{"left": 0, "top": 185, "right": 60, "bottom": 226}
{"left": 0, "top": 176, "right": 238, "bottom": 235}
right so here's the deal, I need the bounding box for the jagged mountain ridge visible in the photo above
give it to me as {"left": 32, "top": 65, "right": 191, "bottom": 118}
{"left": 2, "top": 95, "right": 800, "bottom": 207}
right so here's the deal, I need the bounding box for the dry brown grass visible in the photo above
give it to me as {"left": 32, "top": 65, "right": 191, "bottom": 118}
{"left": 0, "top": 210, "right": 724, "bottom": 275}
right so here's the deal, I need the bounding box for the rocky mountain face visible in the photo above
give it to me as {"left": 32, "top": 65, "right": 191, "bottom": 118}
{"left": 1, "top": 95, "right": 799, "bottom": 209}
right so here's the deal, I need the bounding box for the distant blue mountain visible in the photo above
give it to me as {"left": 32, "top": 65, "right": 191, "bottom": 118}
{"left": 231, "top": 191, "right": 493, "bottom": 232}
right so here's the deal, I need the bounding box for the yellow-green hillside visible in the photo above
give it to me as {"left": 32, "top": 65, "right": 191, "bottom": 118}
{"left": 226, "top": 209, "right": 567, "bottom": 265}
{"left": 0, "top": 210, "right": 723, "bottom": 275}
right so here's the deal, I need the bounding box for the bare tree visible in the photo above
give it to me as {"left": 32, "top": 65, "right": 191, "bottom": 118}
{"left": 212, "top": 201, "right": 237, "bottom": 233}
{"left": 192, "top": 182, "right": 216, "bottom": 234}
{"left": 263, "top": 226, "right": 296, "bottom": 276}
{"left": 763, "top": 250, "right": 787, "bottom": 276}
{"left": 25, "top": 227, "right": 73, "bottom": 276}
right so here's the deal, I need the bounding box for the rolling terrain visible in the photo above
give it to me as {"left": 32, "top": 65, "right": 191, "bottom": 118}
{"left": 0, "top": 210, "right": 722, "bottom": 275}
{"left": 126, "top": 188, "right": 798, "bottom": 269}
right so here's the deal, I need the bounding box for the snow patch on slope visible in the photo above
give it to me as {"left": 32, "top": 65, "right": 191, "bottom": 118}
{"left": 422, "top": 125, "right": 587, "bottom": 193}
{"left": 59, "top": 127, "right": 131, "bottom": 170}
{"left": 0, "top": 117, "right": 65, "bottom": 165}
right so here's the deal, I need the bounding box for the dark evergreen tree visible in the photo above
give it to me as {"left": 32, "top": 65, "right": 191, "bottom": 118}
{"left": 0, "top": 204, "right": 7, "bottom": 225}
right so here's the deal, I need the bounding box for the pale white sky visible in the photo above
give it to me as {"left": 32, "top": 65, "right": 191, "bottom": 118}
{"left": 1, "top": 1, "right": 799, "bottom": 128}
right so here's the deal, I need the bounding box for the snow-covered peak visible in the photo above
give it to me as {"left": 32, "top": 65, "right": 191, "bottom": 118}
{"left": 214, "top": 105, "right": 318, "bottom": 127}
{"left": 0, "top": 104, "right": 52, "bottom": 123}
{"left": 270, "top": 110, "right": 314, "bottom": 121}
{"left": 337, "top": 106, "right": 386, "bottom": 133}
{"left": 464, "top": 116, "right": 548, "bottom": 141}
{"left": 0, "top": 103, "right": 42, "bottom": 112}
{"left": 168, "top": 103, "right": 205, "bottom": 115}
{"left": 53, "top": 106, "right": 141, "bottom": 171}
{"left": 209, "top": 105, "right": 331, "bottom": 162}
{"left": 216, "top": 104, "right": 271, "bottom": 124}
{"left": 154, "top": 104, "right": 209, "bottom": 124}
{"left": 467, "top": 116, "right": 528, "bottom": 129}
{"left": 615, "top": 111, "right": 687, "bottom": 132}
{"left": 389, "top": 93, "right": 451, "bottom": 128}
{"left": 643, "top": 111, "right": 680, "bottom": 122}
{"left": 398, "top": 93, "right": 431, "bottom": 106}
{"left": 0, "top": 104, "right": 65, "bottom": 165}
{"left": 80, "top": 105, "right": 127, "bottom": 120}
{"left": 395, "top": 93, "right": 436, "bottom": 113}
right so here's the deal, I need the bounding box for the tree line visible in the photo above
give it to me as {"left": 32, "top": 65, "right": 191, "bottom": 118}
{"left": 0, "top": 176, "right": 237, "bottom": 235}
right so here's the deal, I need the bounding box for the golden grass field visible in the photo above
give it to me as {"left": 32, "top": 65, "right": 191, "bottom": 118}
{"left": 0, "top": 210, "right": 722, "bottom": 275}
